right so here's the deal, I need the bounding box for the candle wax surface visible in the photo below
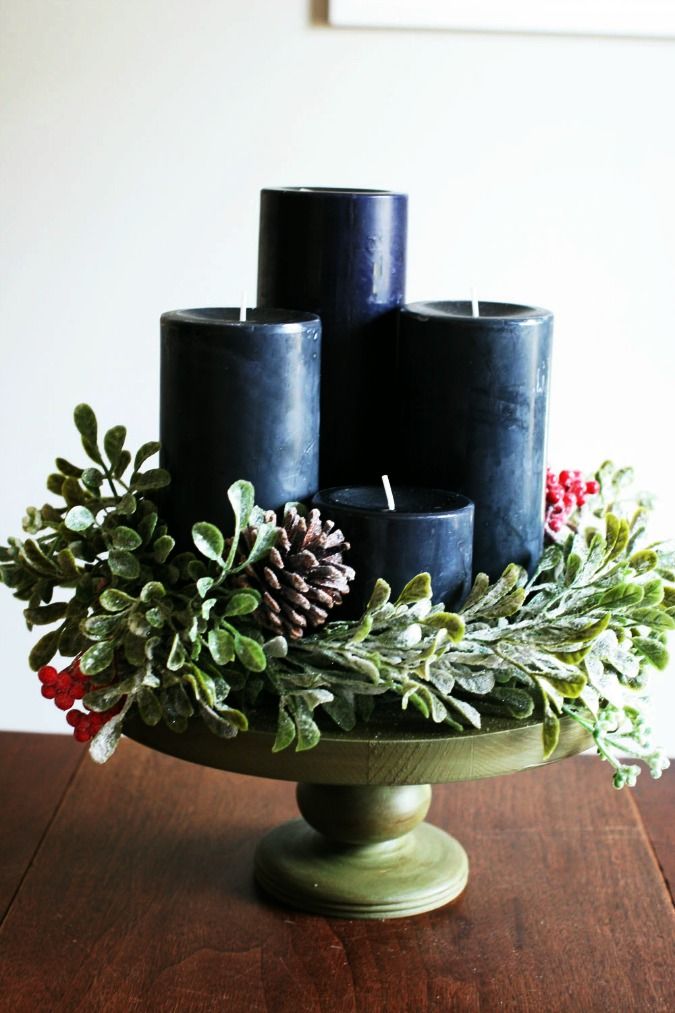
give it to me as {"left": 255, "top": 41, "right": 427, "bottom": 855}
{"left": 313, "top": 486, "right": 474, "bottom": 617}
{"left": 160, "top": 307, "right": 321, "bottom": 546}
{"left": 322, "top": 486, "right": 471, "bottom": 515}
{"left": 407, "top": 300, "right": 551, "bottom": 321}
{"left": 258, "top": 187, "right": 407, "bottom": 488}
{"left": 396, "top": 300, "right": 553, "bottom": 580}
{"left": 162, "top": 307, "right": 316, "bottom": 327}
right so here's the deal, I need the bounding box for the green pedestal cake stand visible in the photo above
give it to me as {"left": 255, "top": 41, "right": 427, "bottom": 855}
{"left": 124, "top": 712, "right": 591, "bottom": 919}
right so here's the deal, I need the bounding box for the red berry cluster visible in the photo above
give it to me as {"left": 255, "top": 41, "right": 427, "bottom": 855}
{"left": 38, "top": 658, "right": 121, "bottom": 743}
{"left": 66, "top": 705, "right": 122, "bottom": 743}
{"left": 546, "top": 469, "right": 600, "bottom": 534}
{"left": 38, "top": 658, "right": 87, "bottom": 710}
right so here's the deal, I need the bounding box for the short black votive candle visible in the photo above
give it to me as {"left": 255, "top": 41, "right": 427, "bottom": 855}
{"left": 312, "top": 486, "right": 474, "bottom": 618}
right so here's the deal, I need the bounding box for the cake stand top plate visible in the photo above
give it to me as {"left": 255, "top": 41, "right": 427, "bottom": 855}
{"left": 124, "top": 710, "right": 592, "bottom": 786}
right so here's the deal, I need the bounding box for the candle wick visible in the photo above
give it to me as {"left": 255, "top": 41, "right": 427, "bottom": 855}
{"left": 239, "top": 291, "right": 247, "bottom": 322}
{"left": 381, "top": 474, "right": 396, "bottom": 511}
{"left": 471, "top": 285, "right": 480, "bottom": 319}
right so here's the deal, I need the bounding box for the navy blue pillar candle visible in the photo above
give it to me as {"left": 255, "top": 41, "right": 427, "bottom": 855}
{"left": 396, "top": 302, "right": 553, "bottom": 580}
{"left": 160, "top": 308, "right": 321, "bottom": 544}
{"left": 257, "top": 187, "right": 408, "bottom": 488}
{"left": 312, "top": 486, "right": 474, "bottom": 618}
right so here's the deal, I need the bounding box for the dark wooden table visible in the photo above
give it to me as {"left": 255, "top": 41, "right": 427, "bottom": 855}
{"left": 0, "top": 732, "right": 673, "bottom": 1012}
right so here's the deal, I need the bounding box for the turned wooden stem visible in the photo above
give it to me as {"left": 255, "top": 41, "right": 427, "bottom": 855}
{"left": 296, "top": 783, "right": 431, "bottom": 846}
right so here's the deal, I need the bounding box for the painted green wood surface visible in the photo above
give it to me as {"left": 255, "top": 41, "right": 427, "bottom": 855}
{"left": 124, "top": 711, "right": 592, "bottom": 787}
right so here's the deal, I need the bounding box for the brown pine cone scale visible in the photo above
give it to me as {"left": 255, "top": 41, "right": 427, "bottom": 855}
{"left": 236, "top": 506, "right": 355, "bottom": 640}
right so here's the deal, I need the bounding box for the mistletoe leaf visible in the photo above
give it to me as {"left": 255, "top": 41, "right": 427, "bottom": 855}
{"left": 228, "top": 479, "right": 255, "bottom": 531}
{"left": 112, "top": 526, "right": 143, "bottom": 550}
{"left": 224, "top": 480, "right": 255, "bottom": 569}
{"left": 99, "top": 588, "right": 136, "bottom": 612}
{"left": 28, "top": 628, "right": 61, "bottom": 670}
{"left": 103, "top": 426, "right": 126, "bottom": 469}
{"left": 243, "top": 522, "right": 280, "bottom": 568}
{"left": 423, "top": 611, "right": 465, "bottom": 642}
{"left": 24, "top": 602, "right": 68, "bottom": 626}
{"left": 366, "top": 578, "right": 391, "bottom": 611}
{"left": 137, "top": 687, "right": 162, "bottom": 725}
{"left": 632, "top": 608, "right": 675, "bottom": 632}
{"left": 80, "top": 639, "right": 114, "bottom": 675}
{"left": 634, "top": 637, "right": 669, "bottom": 670}
{"left": 55, "top": 457, "right": 84, "bottom": 478}
{"left": 542, "top": 704, "right": 560, "bottom": 759}
{"left": 64, "top": 506, "right": 95, "bottom": 533}
{"left": 198, "top": 702, "right": 247, "bottom": 738}
{"left": 223, "top": 591, "right": 259, "bottom": 617}
{"left": 207, "top": 628, "right": 235, "bottom": 665}
{"left": 167, "top": 633, "right": 187, "bottom": 672}
{"left": 134, "top": 441, "right": 161, "bottom": 471}
{"left": 108, "top": 549, "right": 141, "bottom": 580}
{"left": 600, "top": 583, "right": 643, "bottom": 609}
{"left": 73, "top": 403, "right": 98, "bottom": 445}
{"left": 131, "top": 468, "right": 171, "bottom": 492}
{"left": 396, "top": 573, "right": 432, "bottom": 605}
{"left": 152, "top": 535, "right": 175, "bottom": 563}
{"left": 192, "top": 522, "right": 224, "bottom": 563}
{"left": 234, "top": 633, "right": 267, "bottom": 672}
{"left": 272, "top": 706, "right": 296, "bottom": 752}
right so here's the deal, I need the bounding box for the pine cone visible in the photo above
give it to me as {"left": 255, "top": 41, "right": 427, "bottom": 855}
{"left": 237, "top": 507, "right": 355, "bottom": 640}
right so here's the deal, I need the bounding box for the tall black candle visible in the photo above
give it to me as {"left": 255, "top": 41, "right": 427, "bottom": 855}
{"left": 396, "top": 302, "right": 553, "bottom": 579}
{"left": 160, "top": 308, "right": 321, "bottom": 544}
{"left": 312, "top": 486, "right": 474, "bottom": 618}
{"left": 257, "top": 187, "right": 407, "bottom": 488}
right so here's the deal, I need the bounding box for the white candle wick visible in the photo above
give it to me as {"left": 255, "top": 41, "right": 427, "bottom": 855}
{"left": 239, "top": 291, "right": 247, "bottom": 322}
{"left": 381, "top": 474, "right": 396, "bottom": 511}
{"left": 471, "top": 285, "right": 480, "bottom": 319}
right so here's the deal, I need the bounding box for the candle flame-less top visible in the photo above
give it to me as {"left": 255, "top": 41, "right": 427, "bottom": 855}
{"left": 404, "top": 300, "right": 553, "bottom": 322}
{"left": 315, "top": 486, "right": 472, "bottom": 517}
{"left": 266, "top": 186, "right": 406, "bottom": 197}
{"left": 160, "top": 308, "right": 319, "bottom": 330}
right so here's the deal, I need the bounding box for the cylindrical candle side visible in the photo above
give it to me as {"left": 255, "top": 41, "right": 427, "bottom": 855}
{"left": 257, "top": 187, "right": 408, "bottom": 488}
{"left": 396, "top": 301, "right": 553, "bottom": 580}
{"left": 160, "top": 308, "right": 321, "bottom": 544}
{"left": 312, "top": 486, "right": 474, "bottom": 619}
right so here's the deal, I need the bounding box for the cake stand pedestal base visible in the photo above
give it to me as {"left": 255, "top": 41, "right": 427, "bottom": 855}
{"left": 254, "top": 783, "right": 468, "bottom": 919}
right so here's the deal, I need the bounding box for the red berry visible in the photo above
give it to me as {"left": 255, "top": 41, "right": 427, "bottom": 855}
{"left": 70, "top": 683, "right": 85, "bottom": 700}
{"left": 548, "top": 516, "right": 564, "bottom": 532}
{"left": 41, "top": 685, "right": 57, "bottom": 699}
{"left": 54, "top": 692, "right": 75, "bottom": 711}
{"left": 66, "top": 709, "right": 82, "bottom": 727}
{"left": 55, "top": 673, "right": 72, "bottom": 692}
{"left": 38, "top": 666, "right": 58, "bottom": 685}
{"left": 586, "top": 479, "right": 599, "bottom": 495}
{"left": 576, "top": 492, "right": 587, "bottom": 506}
{"left": 74, "top": 726, "right": 91, "bottom": 743}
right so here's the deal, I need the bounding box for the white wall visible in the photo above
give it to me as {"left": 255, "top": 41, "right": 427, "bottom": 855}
{"left": 1, "top": 0, "right": 673, "bottom": 749}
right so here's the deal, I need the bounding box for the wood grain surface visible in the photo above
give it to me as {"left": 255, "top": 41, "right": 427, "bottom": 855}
{"left": 123, "top": 710, "right": 592, "bottom": 785}
{"left": 634, "top": 770, "right": 675, "bottom": 902}
{"left": 0, "top": 731, "right": 82, "bottom": 921}
{"left": 0, "top": 734, "right": 672, "bottom": 1012}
